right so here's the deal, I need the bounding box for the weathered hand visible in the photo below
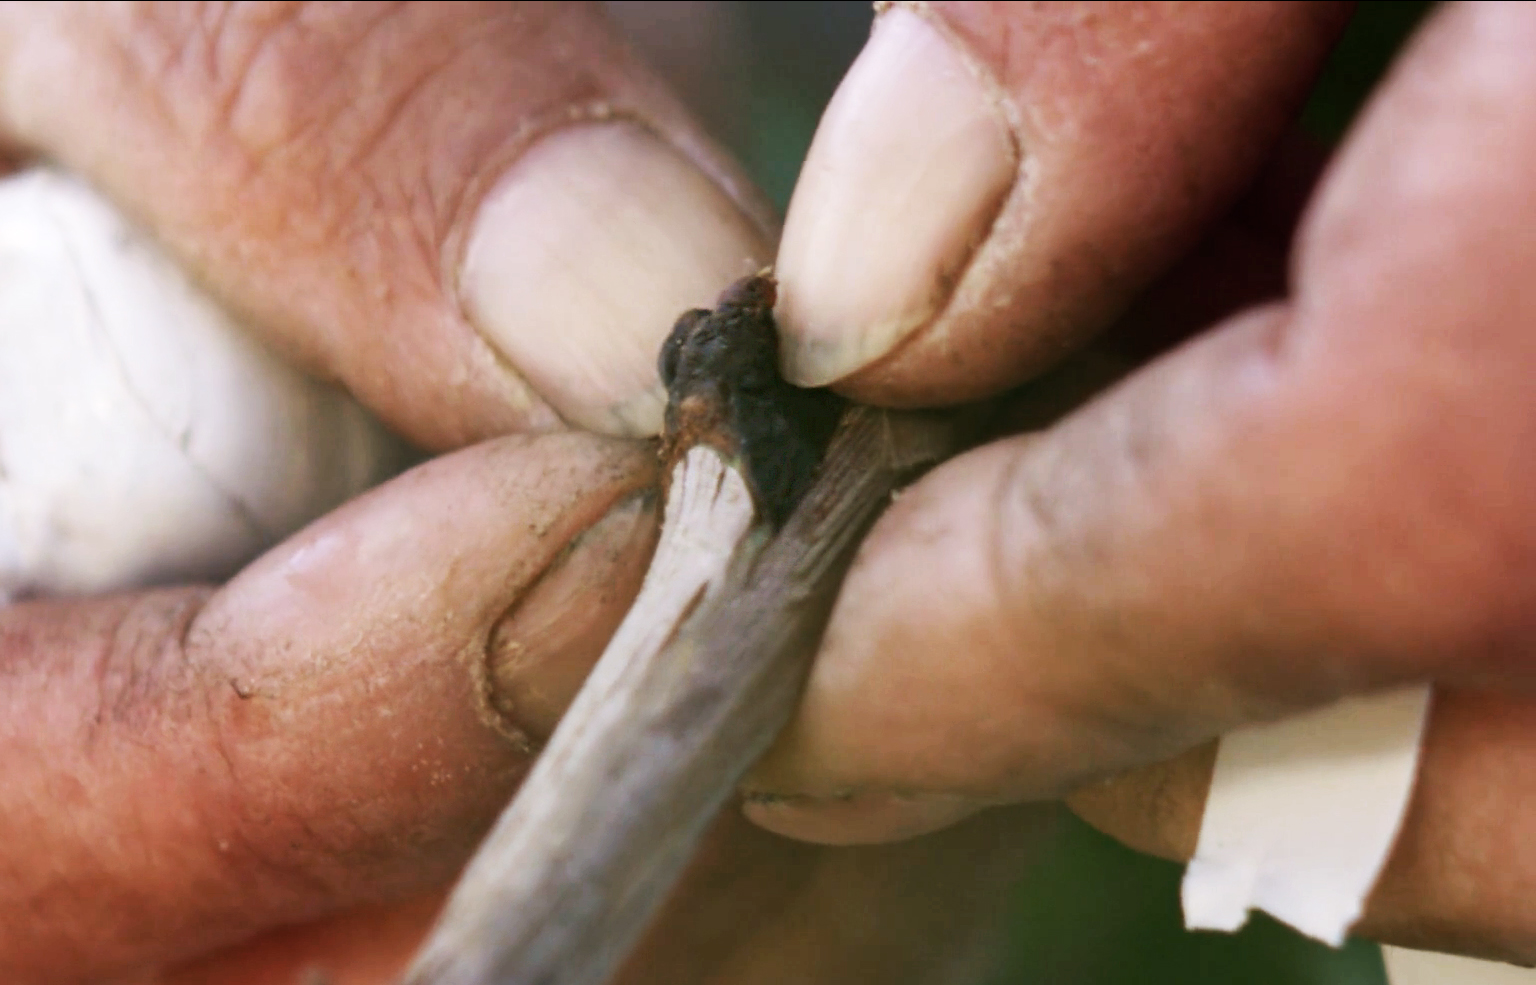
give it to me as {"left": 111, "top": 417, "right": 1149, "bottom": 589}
{"left": 748, "top": 0, "right": 1536, "bottom": 965}
{"left": 0, "top": 4, "right": 1044, "bottom": 983}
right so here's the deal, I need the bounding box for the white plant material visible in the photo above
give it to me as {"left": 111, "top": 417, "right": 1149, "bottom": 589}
{"left": 0, "top": 168, "right": 409, "bottom": 602}
{"left": 410, "top": 445, "right": 758, "bottom": 985}
{"left": 1183, "top": 685, "right": 1432, "bottom": 945}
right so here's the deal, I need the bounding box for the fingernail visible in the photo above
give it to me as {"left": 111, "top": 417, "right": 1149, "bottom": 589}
{"left": 775, "top": 8, "right": 1016, "bottom": 386}
{"left": 741, "top": 788, "right": 982, "bottom": 846}
{"left": 482, "top": 491, "right": 659, "bottom": 745}
{"left": 461, "top": 122, "right": 770, "bottom": 437}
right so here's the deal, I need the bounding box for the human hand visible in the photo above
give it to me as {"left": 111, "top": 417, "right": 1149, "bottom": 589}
{"left": 746, "top": 0, "right": 1536, "bottom": 965}
{"left": 0, "top": 4, "right": 1046, "bottom": 983}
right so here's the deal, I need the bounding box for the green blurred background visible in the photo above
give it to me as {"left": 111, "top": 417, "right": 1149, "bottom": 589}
{"left": 605, "top": 3, "right": 1434, "bottom": 981}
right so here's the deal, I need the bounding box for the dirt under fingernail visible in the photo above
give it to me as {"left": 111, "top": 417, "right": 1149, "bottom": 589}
{"left": 478, "top": 491, "right": 660, "bottom": 747}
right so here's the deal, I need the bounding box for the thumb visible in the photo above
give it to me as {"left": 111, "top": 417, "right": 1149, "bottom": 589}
{"left": 0, "top": 433, "right": 658, "bottom": 981}
{"left": 773, "top": 1, "right": 1349, "bottom": 404}
{"left": 748, "top": 1, "right": 1536, "bottom": 843}
{"left": 0, "top": 2, "right": 770, "bottom": 447}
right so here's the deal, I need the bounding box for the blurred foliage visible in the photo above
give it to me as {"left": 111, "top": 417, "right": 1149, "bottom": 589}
{"left": 988, "top": 810, "right": 1386, "bottom": 985}
{"left": 610, "top": 2, "right": 1439, "bottom": 981}
{"left": 728, "top": 2, "right": 872, "bottom": 209}
{"left": 604, "top": 1, "right": 872, "bottom": 211}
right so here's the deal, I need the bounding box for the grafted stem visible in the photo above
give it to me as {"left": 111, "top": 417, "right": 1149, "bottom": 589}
{"left": 405, "top": 277, "right": 959, "bottom": 985}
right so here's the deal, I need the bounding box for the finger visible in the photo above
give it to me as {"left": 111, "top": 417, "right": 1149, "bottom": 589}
{"left": 0, "top": 2, "right": 771, "bottom": 447}
{"left": 747, "top": 1, "right": 1536, "bottom": 839}
{"left": 0, "top": 433, "right": 659, "bottom": 982}
{"left": 1070, "top": 690, "right": 1536, "bottom": 966}
{"left": 774, "top": 0, "right": 1349, "bottom": 402}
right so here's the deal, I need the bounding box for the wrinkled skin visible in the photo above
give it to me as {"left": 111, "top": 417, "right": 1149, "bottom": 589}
{"left": 1, "top": 2, "right": 1533, "bottom": 981}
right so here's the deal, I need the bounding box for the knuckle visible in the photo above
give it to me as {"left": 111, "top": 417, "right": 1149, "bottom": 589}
{"left": 125, "top": 3, "right": 508, "bottom": 226}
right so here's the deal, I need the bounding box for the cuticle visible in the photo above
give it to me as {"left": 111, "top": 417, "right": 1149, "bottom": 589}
{"left": 847, "top": 0, "right": 1024, "bottom": 383}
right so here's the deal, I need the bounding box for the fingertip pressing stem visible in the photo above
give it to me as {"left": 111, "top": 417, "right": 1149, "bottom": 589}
{"left": 404, "top": 277, "right": 960, "bottom": 985}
